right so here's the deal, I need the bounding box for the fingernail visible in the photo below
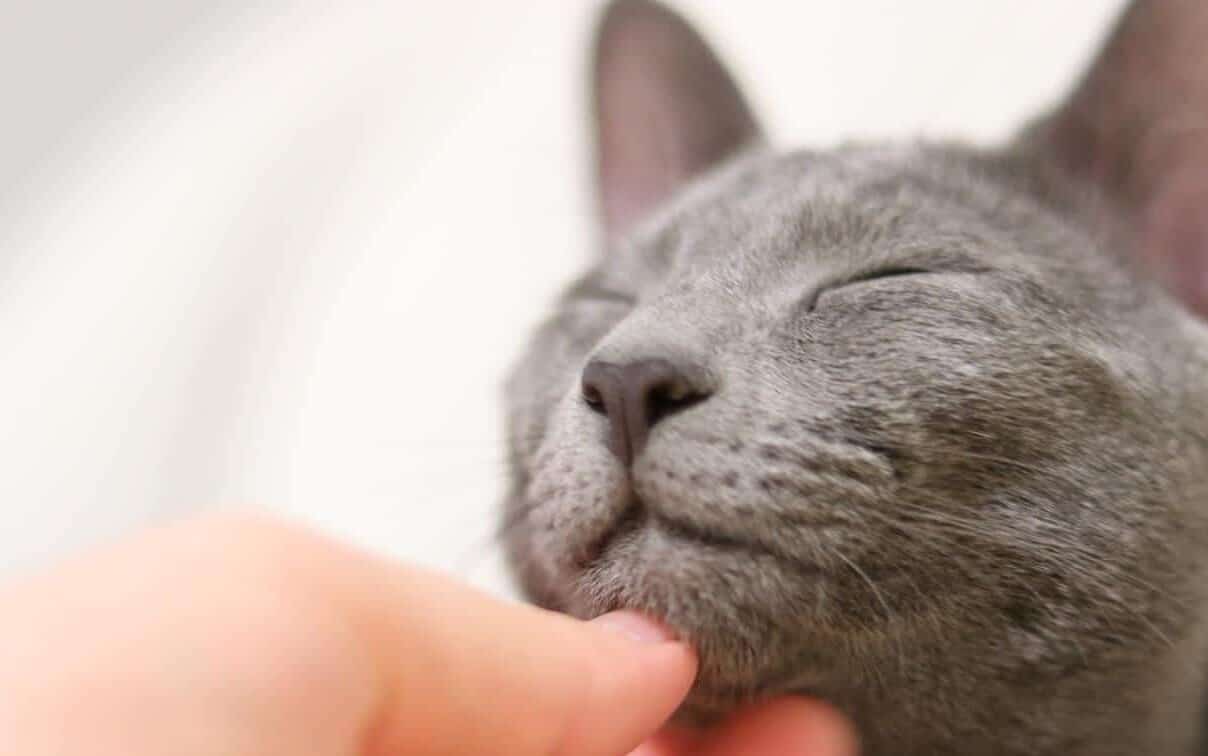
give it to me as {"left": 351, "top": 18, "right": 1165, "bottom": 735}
{"left": 591, "top": 611, "right": 680, "bottom": 644}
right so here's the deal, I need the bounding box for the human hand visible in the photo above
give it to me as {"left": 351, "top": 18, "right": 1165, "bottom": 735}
{"left": 634, "top": 699, "right": 857, "bottom": 755}
{"left": 0, "top": 515, "right": 856, "bottom": 755}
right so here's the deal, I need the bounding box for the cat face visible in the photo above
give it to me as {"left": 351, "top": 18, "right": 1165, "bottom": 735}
{"left": 503, "top": 0, "right": 1208, "bottom": 739}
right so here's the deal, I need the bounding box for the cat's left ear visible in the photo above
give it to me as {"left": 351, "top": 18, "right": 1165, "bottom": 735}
{"left": 1025, "top": 0, "right": 1208, "bottom": 317}
{"left": 592, "top": 0, "right": 765, "bottom": 238}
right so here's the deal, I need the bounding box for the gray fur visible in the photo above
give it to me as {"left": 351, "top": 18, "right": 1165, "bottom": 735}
{"left": 501, "top": 1, "right": 1208, "bottom": 753}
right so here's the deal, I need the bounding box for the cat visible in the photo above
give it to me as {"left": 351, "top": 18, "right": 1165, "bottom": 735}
{"left": 501, "top": 1, "right": 1208, "bottom": 753}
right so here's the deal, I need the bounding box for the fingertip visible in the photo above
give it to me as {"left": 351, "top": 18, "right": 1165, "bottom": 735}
{"left": 556, "top": 613, "right": 698, "bottom": 756}
{"left": 699, "top": 697, "right": 859, "bottom": 756}
{"left": 590, "top": 610, "right": 684, "bottom": 644}
{"left": 629, "top": 724, "right": 704, "bottom": 755}
{"left": 586, "top": 612, "right": 699, "bottom": 686}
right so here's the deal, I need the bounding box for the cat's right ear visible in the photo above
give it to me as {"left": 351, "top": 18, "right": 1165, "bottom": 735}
{"left": 592, "top": 0, "right": 764, "bottom": 239}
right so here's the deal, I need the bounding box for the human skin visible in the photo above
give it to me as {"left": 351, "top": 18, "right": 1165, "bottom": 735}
{"left": 0, "top": 515, "right": 856, "bottom": 756}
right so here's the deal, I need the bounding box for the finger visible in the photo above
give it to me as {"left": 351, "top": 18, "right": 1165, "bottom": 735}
{"left": 628, "top": 725, "right": 704, "bottom": 756}
{"left": 0, "top": 515, "right": 696, "bottom": 756}
{"left": 696, "top": 698, "right": 859, "bottom": 756}
{"left": 306, "top": 540, "right": 698, "bottom": 756}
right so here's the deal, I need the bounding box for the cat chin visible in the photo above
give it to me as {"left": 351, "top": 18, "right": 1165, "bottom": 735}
{"left": 544, "top": 520, "right": 851, "bottom": 709}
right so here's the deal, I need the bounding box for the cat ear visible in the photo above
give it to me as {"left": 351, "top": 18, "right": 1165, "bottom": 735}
{"left": 593, "top": 0, "right": 764, "bottom": 237}
{"left": 1026, "top": 0, "right": 1208, "bottom": 316}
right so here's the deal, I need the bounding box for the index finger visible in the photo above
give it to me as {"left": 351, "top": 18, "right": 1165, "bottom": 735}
{"left": 297, "top": 532, "right": 699, "bottom": 756}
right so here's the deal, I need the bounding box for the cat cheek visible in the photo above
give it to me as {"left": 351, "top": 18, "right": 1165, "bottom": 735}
{"left": 524, "top": 395, "right": 631, "bottom": 581}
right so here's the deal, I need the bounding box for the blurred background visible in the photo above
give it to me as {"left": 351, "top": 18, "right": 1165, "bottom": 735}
{"left": 1, "top": 0, "right": 1126, "bottom": 596}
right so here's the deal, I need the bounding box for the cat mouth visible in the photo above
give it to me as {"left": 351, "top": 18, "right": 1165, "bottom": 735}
{"left": 576, "top": 499, "right": 641, "bottom": 570}
{"left": 575, "top": 494, "right": 829, "bottom": 579}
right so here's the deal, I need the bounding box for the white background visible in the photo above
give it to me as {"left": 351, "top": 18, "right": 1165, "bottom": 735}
{"left": 0, "top": 0, "right": 1126, "bottom": 596}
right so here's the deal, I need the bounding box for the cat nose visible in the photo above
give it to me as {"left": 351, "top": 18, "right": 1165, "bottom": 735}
{"left": 581, "top": 357, "right": 711, "bottom": 465}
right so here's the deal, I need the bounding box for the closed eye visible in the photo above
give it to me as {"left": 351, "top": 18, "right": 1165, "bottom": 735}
{"left": 840, "top": 267, "right": 931, "bottom": 286}
{"left": 804, "top": 267, "right": 932, "bottom": 312}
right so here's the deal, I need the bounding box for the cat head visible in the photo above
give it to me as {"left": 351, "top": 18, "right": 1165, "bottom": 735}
{"left": 503, "top": 0, "right": 1208, "bottom": 734}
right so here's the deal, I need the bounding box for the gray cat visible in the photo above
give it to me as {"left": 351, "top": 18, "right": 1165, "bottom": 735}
{"left": 501, "top": 1, "right": 1208, "bottom": 753}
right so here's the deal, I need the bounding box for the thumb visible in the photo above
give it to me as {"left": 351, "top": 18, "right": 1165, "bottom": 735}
{"left": 314, "top": 549, "right": 697, "bottom": 756}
